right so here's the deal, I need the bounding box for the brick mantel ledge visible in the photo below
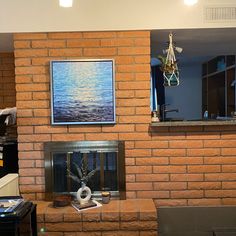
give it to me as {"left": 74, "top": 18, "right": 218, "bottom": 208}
{"left": 35, "top": 199, "right": 158, "bottom": 236}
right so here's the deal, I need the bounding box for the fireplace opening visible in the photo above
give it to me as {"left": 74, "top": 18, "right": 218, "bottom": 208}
{"left": 44, "top": 141, "right": 126, "bottom": 200}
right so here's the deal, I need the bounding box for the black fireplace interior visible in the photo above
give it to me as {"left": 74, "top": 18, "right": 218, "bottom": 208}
{"left": 53, "top": 152, "right": 118, "bottom": 192}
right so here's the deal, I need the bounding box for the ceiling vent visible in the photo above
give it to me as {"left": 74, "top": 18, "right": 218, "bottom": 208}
{"left": 204, "top": 6, "right": 236, "bottom": 22}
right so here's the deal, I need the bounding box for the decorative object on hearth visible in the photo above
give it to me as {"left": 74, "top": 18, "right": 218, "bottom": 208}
{"left": 53, "top": 194, "right": 73, "bottom": 207}
{"left": 67, "top": 158, "right": 97, "bottom": 205}
{"left": 76, "top": 183, "right": 92, "bottom": 205}
{"left": 101, "top": 191, "right": 111, "bottom": 204}
{"left": 158, "top": 33, "right": 182, "bottom": 87}
{"left": 71, "top": 199, "right": 102, "bottom": 211}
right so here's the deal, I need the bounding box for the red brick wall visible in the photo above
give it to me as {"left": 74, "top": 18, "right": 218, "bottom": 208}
{"left": 14, "top": 31, "right": 151, "bottom": 200}
{"left": 145, "top": 125, "right": 236, "bottom": 206}
{"left": 14, "top": 31, "right": 236, "bottom": 206}
{"left": 0, "top": 52, "right": 16, "bottom": 108}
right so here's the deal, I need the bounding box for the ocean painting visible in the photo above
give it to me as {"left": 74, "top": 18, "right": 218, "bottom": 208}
{"left": 50, "top": 59, "right": 115, "bottom": 125}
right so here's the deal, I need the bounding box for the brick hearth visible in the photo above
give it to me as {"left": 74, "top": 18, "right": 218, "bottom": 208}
{"left": 35, "top": 199, "right": 157, "bottom": 236}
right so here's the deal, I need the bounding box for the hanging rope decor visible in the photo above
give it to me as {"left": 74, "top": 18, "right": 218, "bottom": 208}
{"left": 163, "top": 33, "right": 180, "bottom": 87}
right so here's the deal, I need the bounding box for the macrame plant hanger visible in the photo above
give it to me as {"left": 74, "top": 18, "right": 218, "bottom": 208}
{"left": 163, "top": 33, "right": 180, "bottom": 87}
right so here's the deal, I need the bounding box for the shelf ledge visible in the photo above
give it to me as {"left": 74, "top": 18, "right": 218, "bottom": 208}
{"left": 150, "top": 119, "right": 236, "bottom": 127}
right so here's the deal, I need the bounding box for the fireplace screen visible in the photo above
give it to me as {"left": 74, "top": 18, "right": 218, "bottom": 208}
{"left": 44, "top": 141, "right": 125, "bottom": 200}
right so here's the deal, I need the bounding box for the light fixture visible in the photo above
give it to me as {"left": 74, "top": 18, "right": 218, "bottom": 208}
{"left": 59, "top": 0, "right": 73, "bottom": 7}
{"left": 184, "top": 0, "right": 198, "bottom": 6}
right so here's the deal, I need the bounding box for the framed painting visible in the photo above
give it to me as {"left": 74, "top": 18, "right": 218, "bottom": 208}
{"left": 50, "top": 59, "right": 115, "bottom": 125}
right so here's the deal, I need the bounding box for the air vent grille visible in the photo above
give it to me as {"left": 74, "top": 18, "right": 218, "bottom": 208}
{"left": 205, "top": 6, "right": 236, "bottom": 21}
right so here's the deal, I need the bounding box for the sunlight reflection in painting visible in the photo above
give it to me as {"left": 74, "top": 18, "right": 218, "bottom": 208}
{"left": 51, "top": 60, "right": 115, "bottom": 124}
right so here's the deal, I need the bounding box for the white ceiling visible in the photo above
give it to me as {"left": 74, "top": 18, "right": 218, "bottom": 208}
{"left": 1, "top": 0, "right": 236, "bottom": 33}
{"left": 151, "top": 27, "right": 236, "bottom": 66}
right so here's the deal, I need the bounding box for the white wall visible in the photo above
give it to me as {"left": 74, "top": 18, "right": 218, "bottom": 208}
{"left": 0, "top": 174, "right": 20, "bottom": 196}
{"left": 0, "top": 0, "right": 236, "bottom": 32}
{"left": 165, "top": 64, "right": 202, "bottom": 120}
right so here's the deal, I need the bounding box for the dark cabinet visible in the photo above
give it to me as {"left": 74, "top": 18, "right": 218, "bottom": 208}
{"left": 0, "top": 140, "right": 18, "bottom": 178}
{"left": 202, "top": 55, "right": 236, "bottom": 118}
{"left": 0, "top": 198, "right": 37, "bottom": 236}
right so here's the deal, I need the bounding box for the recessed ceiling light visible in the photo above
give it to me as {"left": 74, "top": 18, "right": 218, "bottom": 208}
{"left": 184, "top": 0, "right": 198, "bottom": 6}
{"left": 59, "top": 0, "right": 73, "bottom": 8}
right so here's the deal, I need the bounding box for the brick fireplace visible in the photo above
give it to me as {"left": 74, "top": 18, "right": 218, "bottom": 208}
{"left": 14, "top": 31, "right": 236, "bottom": 208}
{"left": 15, "top": 30, "right": 151, "bottom": 201}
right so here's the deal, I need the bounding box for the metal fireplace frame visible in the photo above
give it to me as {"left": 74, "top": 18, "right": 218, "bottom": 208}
{"left": 44, "top": 141, "right": 126, "bottom": 201}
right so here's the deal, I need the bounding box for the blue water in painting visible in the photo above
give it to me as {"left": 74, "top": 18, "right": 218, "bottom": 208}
{"left": 52, "top": 61, "right": 114, "bottom": 123}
